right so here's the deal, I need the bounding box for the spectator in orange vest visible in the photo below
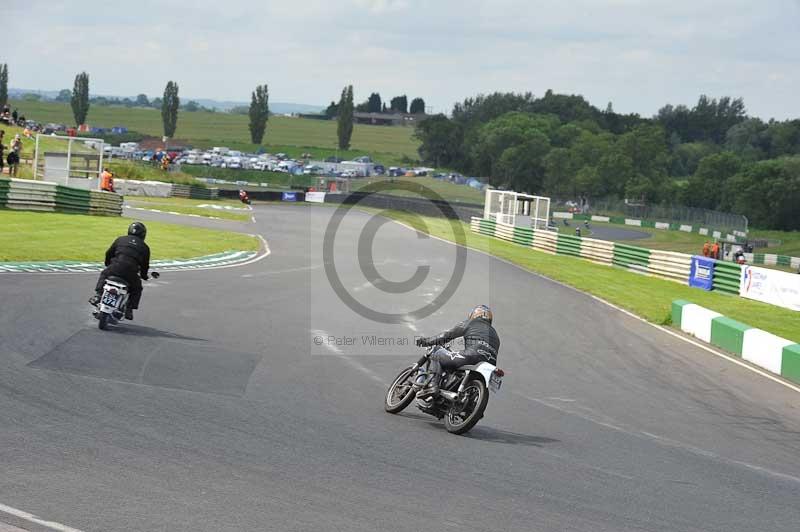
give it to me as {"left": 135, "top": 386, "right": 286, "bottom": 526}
{"left": 100, "top": 168, "right": 115, "bottom": 193}
{"left": 711, "top": 242, "right": 720, "bottom": 260}
{"left": 702, "top": 241, "right": 711, "bottom": 257}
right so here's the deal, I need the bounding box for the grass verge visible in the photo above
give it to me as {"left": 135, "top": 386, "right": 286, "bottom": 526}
{"left": 108, "top": 160, "right": 201, "bottom": 185}
{"left": 562, "top": 220, "right": 800, "bottom": 265}
{"left": 350, "top": 176, "right": 485, "bottom": 204}
{"left": 0, "top": 209, "right": 259, "bottom": 262}
{"left": 126, "top": 197, "right": 252, "bottom": 222}
{"left": 376, "top": 210, "right": 800, "bottom": 343}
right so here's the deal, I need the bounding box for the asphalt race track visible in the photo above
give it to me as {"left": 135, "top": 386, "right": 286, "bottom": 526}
{"left": 1, "top": 205, "right": 799, "bottom": 532}
{"left": 585, "top": 224, "right": 650, "bottom": 241}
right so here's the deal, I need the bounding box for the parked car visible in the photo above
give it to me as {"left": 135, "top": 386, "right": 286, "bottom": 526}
{"left": 324, "top": 156, "right": 343, "bottom": 163}
{"left": 373, "top": 164, "right": 385, "bottom": 175}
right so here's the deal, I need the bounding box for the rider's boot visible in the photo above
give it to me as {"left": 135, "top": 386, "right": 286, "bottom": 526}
{"left": 416, "top": 375, "right": 439, "bottom": 398}
{"left": 125, "top": 308, "right": 134, "bottom": 320}
{"left": 88, "top": 293, "right": 100, "bottom": 306}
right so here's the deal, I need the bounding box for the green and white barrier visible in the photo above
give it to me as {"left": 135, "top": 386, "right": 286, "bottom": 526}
{"left": 672, "top": 300, "right": 800, "bottom": 384}
{"left": 470, "top": 217, "right": 691, "bottom": 284}
{"left": 711, "top": 260, "right": 742, "bottom": 294}
{"left": 744, "top": 253, "right": 800, "bottom": 270}
{"left": 171, "top": 184, "right": 218, "bottom": 200}
{"left": 553, "top": 211, "right": 746, "bottom": 242}
{"left": 0, "top": 178, "right": 122, "bottom": 216}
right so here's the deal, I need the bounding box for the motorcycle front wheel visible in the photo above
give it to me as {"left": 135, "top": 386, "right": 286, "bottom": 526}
{"left": 384, "top": 366, "right": 417, "bottom": 414}
{"left": 444, "top": 377, "right": 489, "bottom": 435}
{"left": 98, "top": 313, "right": 109, "bottom": 330}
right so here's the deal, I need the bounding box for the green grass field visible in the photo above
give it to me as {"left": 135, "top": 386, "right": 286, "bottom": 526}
{"left": 559, "top": 221, "right": 800, "bottom": 261}
{"left": 376, "top": 210, "right": 800, "bottom": 343}
{"left": 8, "top": 99, "right": 420, "bottom": 162}
{"left": 0, "top": 210, "right": 259, "bottom": 261}
{"left": 349, "top": 176, "right": 486, "bottom": 204}
{"left": 126, "top": 197, "right": 252, "bottom": 222}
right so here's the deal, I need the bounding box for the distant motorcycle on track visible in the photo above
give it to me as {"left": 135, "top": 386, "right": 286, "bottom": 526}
{"left": 93, "top": 272, "right": 160, "bottom": 330}
{"left": 384, "top": 344, "right": 505, "bottom": 434}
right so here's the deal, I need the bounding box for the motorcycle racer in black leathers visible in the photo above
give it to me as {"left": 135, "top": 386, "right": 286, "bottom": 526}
{"left": 415, "top": 305, "right": 500, "bottom": 398}
{"left": 89, "top": 222, "right": 151, "bottom": 320}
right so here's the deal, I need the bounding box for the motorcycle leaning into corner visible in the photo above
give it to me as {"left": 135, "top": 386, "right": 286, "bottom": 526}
{"left": 93, "top": 271, "right": 160, "bottom": 330}
{"left": 384, "top": 343, "right": 505, "bottom": 434}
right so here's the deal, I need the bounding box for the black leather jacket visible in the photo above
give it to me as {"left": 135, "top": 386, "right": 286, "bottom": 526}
{"left": 422, "top": 317, "right": 500, "bottom": 362}
{"left": 105, "top": 235, "right": 150, "bottom": 279}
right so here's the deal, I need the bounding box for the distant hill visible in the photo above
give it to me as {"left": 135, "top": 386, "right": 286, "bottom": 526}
{"left": 8, "top": 88, "right": 324, "bottom": 115}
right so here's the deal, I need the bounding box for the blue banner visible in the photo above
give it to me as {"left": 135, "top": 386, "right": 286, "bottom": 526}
{"left": 282, "top": 192, "right": 297, "bottom": 202}
{"left": 689, "top": 255, "right": 715, "bottom": 290}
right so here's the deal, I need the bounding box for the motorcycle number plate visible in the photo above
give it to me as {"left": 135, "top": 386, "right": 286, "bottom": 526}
{"left": 489, "top": 373, "right": 502, "bottom": 393}
{"left": 102, "top": 294, "right": 118, "bottom": 306}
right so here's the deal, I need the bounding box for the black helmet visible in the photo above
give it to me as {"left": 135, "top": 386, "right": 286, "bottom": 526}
{"left": 128, "top": 221, "right": 147, "bottom": 240}
{"left": 469, "top": 305, "right": 493, "bottom": 324}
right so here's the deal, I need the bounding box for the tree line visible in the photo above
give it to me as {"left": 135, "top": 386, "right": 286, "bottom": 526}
{"left": 325, "top": 92, "right": 425, "bottom": 117}
{"left": 2, "top": 67, "right": 272, "bottom": 145}
{"left": 414, "top": 91, "right": 800, "bottom": 230}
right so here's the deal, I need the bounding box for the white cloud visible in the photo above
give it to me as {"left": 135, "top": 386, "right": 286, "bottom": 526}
{"left": 4, "top": 0, "right": 799, "bottom": 119}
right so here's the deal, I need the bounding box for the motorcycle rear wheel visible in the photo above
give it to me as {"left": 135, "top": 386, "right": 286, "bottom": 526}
{"left": 444, "top": 377, "right": 488, "bottom": 435}
{"left": 384, "top": 366, "right": 417, "bottom": 414}
{"left": 98, "top": 313, "right": 109, "bottom": 330}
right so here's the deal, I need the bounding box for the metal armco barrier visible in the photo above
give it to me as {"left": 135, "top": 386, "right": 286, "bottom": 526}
{"left": 0, "top": 178, "right": 122, "bottom": 216}
{"left": 218, "top": 189, "right": 306, "bottom": 202}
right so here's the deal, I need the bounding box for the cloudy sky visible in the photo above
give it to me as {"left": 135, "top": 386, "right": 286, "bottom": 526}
{"left": 5, "top": 0, "right": 799, "bottom": 119}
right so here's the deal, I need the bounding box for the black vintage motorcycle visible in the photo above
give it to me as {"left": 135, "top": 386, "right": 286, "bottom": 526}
{"left": 384, "top": 345, "right": 505, "bottom": 435}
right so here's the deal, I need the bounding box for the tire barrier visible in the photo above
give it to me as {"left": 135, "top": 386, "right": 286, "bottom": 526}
{"left": 472, "top": 216, "right": 695, "bottom": 287}
{"left": 170, "top": 184, "right": 219, "bottom": 200}
{"left": 672, "top": 300, "right": 800, "bottom": 385}
{"left": 553, "top": 211, "right": 744, "bottom": 243}
{"left": 711, "top": 261, "right": 742, "bottom": 295}
{"left": 0, "top": 178, "right": 122, "bottom": 216}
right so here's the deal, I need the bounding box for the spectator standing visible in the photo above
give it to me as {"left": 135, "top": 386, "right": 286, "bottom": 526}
{"left": 7, "top": 134, "right": 22, "bottom": 177}
{"left": 0, "top": 130, "right": 5, "bottom": 174}
{"left": 710, "top": 241, "right": 720, "bottom": 260}
{"left": 100, "top": 168, "right": 115, "bottom": 192}
{"left": 11, "top": 109, "right": 18, "bottom": 124}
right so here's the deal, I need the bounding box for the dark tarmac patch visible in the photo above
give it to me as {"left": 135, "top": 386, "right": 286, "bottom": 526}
{"left": 588, "top": 225, "right": 651, "bottom": 241}
{"left": 29, "top": 328, "right": 260, "bottom": 397}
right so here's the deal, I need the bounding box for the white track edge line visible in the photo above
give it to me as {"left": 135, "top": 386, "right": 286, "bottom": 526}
{"left": 0, "top": 502, "right": 83, "bottom": 532}
{"left": 386, "top": 216, "right": 800, "bottom": 395}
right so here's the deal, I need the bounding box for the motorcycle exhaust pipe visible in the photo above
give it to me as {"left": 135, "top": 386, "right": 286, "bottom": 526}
{"left": 439, "top": 390, "right": 459, "bottom": 402}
